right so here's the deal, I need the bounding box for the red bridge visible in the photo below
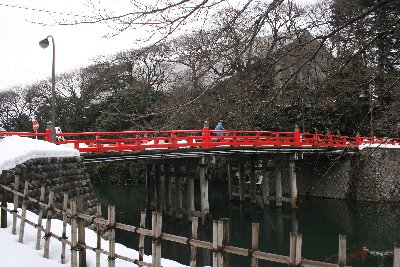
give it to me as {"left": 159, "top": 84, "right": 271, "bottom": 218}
{"left": 1, "top": 127, "right": 399, "bottom": 154}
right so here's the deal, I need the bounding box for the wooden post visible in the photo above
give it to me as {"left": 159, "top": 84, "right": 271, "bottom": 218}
{"left": 187, "top": 163, "right": 195, "bottom": 221}
{"left": 1, "top": 170, "right": 9, "bottom": 228}
{"left": 291, "top": 210, "right": 298, "bottom": 234}
{"left": 221, "top": 219, "right": 230, "bottom": 267}
{"left": 289, "top": 232, "right": 296, "bottom": 265}
{"left": 295, "top": 233, "right": 302, "bottom": 265}
{"left": 250, "top": 158, "right": 257, "bottom": 204}
{"left": 217, "top": 220, "right": 224, "bottom": 267}
{"left": 338, "top": 234, "right": 347, "bottom": 266}
{"left": 43, "top": 190, "right": 54, "bottom": 258}
{"left": 12, "top": 174, "right": 20, "bottom": 235}
{"left": 289, "top": 154, "right": 298, "bottom": 209}
{"left": 77, "top": 197, "right": 87, "bottom": 267}
{"left": 96, "top": 203, "right": 102, "bottom": 267}
{"left": 138, "top": 211, "right": 146, "bottom": 266}
{"left": 61, "top": 193, "right": 69, "bottom": 264}
{"left": 251, "top": 223, "right": 259, "bottom": 267}
{"left": 238, "top": 162, "right": 245, "bottom": 202}
{"left": 71, "top": 200, "right": 78, "bottom": 267}
{"left": 36, "top": 186, "right": 45, "bottom": 250}
{"left": 199, "top": 158, "right": 209, "bottom": 219}
{"left": 227, "top": 161, "right": 233, "bottom": 200}
{"left": 164, "top": 164, "right": 172, "bottom": 216}
{"left": 394, "top": 242, "right": 400, "bottom": 267}
{"left": 145, "top": 164, "right": 152, "bottom": 209}
{"left": 212, "top": 220, "right": 218, "bottom": 267}
{"left": 174, "top": 164, "right": 182, "bottom": 219}
{"left": 108, "top": 205, "right": 116, "bottom": 267}
{"left": 275, "top": 162, "right": 282, "bottom": 207}
{"left": 190, "top": 217, "right": 198, "bottom": 267}
{"left": 152, "top": 211, "right": 162, "bottom": 267}
{"left": 261, "top": 159, "right": 269, "bottom": 206}
{"left": 18, "top": 180, "right": 29, "bottom": 243}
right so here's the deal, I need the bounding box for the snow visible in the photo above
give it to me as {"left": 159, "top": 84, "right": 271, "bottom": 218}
{"left": 0, "top": 136, "right": 80, "bottom": 172}
{"left": 0, "top": 204, "right": 187, "bottom": 267}
{"left": 358, "top": 143, "right": 400, "bottom": 150}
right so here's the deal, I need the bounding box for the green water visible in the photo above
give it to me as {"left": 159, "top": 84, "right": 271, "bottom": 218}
{"left": 93, "top": 182, "right": 400, "bottom": 267}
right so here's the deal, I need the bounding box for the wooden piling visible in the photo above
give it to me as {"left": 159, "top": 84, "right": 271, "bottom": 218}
{"left": 35, "top": 186, "right": 45, "bottom": 250}
{"left": 199, "top": 158, "right": 209, "bottom": 219}
{"left": 61, "top": 193, "right": 68, "bottom": 264}
{"left": 77, "top": 197, "right": 87, "bottom": 267}
{"left": 275, "top": 162, "right": 282, "bottom": 207}
{"left": 251, "top": 223, "right": 259, "bottom": 267}
{"left": 212, "top": 220, "right": 218, "bottom": 267}
{"left": 164, "top": 164, "right": 172, "bottom": 216}
{"left": 250, "top": 159, "right": 257, "bottom": 204}
{"left": 18, "top": 180, "right": 29, "bottom": 243}
{"left": 289, "top": 155, "right": 298, "bottom": 209}
{"left": 70, "top": 200, "right": 78, "bottom": 267}
{"left": 145, "top": 164, "right": 152, "bottom": 209}
{"left": 261, "top": 159, "right": 269, "bottom": 206}
{"left": 108, "top": 205, "right": 116, "bottom": 267}
{"left": 96, "top": 203, "right": 102, "bottom": 267}
{"left": 190, "top": 217, "right": 198, "bottom": 267}
{"left": 238, "top": 162, "right": 245, "bottom": 202}
{"left": 155, "top": 164, "right": 161, "bottom": 210}
{"left": 138, "top": 211, "right": 146, "bottom": 266}
{"left": 289, "top": 232, "right": 296, "bottom": 265}
{"left": 227, "top": 161, "right": 233, "bottom": 200}
{"left": 1, "top": 170, "right": 9, "bottom": 228}
{"left": 186, "top": 163, "right": 195, "bottom": 221}
{"left": 43, "top": 190, "right": 54, "bottom": 258}
{"left": 12, "top": 175, "right": 19, "bottom": 235}
{"left": 174, "top": 164, "right": 183, "bottom": 219}
{"left": 394, "top": 242, "right": 400, "bottom": 267}
{"left": 338, "top": 234, "right": 346, "bottom": 266}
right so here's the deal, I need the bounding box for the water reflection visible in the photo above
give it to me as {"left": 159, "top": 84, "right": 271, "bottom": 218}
{"left": 93, "top": 182, "right": 400, "bottom": 267}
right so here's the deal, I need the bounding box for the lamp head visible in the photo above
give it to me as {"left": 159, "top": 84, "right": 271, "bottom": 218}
{"left": 39, "top": 38, "right": 49, "bottom": 49}
{"left": 359, "top": 91, "right": 368, "bottom": 98}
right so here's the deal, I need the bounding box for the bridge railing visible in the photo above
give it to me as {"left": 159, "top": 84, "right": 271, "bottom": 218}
{"left": 1, "top": 128, "right": 399, "bottom": 153}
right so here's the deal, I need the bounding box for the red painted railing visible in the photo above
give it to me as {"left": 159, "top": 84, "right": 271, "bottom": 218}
{"left": 1, "top": 128, "right": 399, "bottom": 153}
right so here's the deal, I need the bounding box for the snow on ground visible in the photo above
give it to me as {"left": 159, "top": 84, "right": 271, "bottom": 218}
{"left": 0, "top": 204, "right": 186, "bottom": 267}
{"left": 0, "top": 136, "right": 80, "bottom": 171}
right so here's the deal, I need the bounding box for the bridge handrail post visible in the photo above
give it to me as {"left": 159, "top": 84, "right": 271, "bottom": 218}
{"left": 202, "top": 126, "right": 211, "bottom": 148}
{"left": 294, "top": 127, "right": 301, "bottom": 146}
{"left": 45, "top": 128, "right": 52, "bottom": 142}
{"left": 355, "top": 133, "right": 362, "bottom": 147}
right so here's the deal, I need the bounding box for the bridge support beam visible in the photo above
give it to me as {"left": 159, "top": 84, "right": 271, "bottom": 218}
{"left": 186, "top": 163, "right": 195, "bottom": 221}
{"left": 275, "top": 161, "right": 283, "bottom": 208}
{"left": 289, "top": 153, "right": 298, "bottom": 209}
{"left": 164, "top": 164, "right": 172, "bottom": 216}
{"left": 174, "top": 164, "right": 183, "bottom": 219}
{"left": 261, "top": 159, "right": 269, "bottom": 206}
{"left": 227, "top": 161, "right": 234, "bottom": 201}
{"left": 250, "top": 158, "right": 257, "bottom": 204}
{"left": 238, "top": 162, "right": 245, "bottom": 202}
{"left": 199, "top": 157, "right": 210, "bottom": 220}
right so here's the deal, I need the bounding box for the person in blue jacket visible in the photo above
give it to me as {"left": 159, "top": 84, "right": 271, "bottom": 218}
{"left": 215, "top": 120, "right": 225, "bottom": 136}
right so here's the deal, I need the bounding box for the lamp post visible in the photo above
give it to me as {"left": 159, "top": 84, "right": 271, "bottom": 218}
{"left": 359, "top": 84, "right": 374, "bottom": 139}
{"left": 39, "top": 35, "right": 56, "bottom": 143}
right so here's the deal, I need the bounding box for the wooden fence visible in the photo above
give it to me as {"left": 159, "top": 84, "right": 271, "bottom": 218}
{"left": 1, "top": 171, "right": 400, "bottom": 267}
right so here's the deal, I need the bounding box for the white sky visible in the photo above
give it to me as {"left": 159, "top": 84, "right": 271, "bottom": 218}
{"left": 0, "top": 0, "right": 140, "bottom": 90}
{"left": 0, "top": 0, "right": 317, "bottom": 91}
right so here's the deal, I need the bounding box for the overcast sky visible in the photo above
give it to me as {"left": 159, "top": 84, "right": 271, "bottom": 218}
{"left": 0, "top": 0, "right": 316, "bottom": 91}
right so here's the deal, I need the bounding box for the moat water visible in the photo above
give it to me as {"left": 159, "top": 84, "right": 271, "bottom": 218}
{"left": 93, "top": 182, "right": 400, "bottom": 267}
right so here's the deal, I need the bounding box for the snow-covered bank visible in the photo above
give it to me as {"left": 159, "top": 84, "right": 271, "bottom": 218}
{"left": 0, "top": 203, "right": 186, "bottom": 267}
{"left": 0, "top": 136, "right": 80, "bottom": 171}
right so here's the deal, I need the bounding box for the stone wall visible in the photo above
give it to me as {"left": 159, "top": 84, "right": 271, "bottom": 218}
{"left": 292, "top": 148, "right": 400, "bottom": 202}
{"left": 5, "top": 157, "right": 97, "bottom": 216}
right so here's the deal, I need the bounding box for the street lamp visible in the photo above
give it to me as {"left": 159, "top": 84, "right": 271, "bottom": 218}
{"left": 39, "top": 35, "right": 56, "bottom": 143}
{"left": 359, "top": 84, "right": 374, "bottom": 139}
